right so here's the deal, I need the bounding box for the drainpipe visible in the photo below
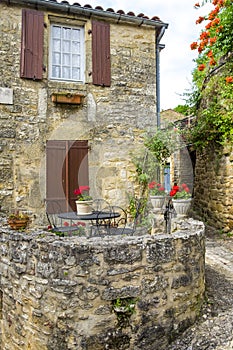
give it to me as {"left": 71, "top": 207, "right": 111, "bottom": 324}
{"left": 156, "top": 26, "right": 167, "bottom": 129}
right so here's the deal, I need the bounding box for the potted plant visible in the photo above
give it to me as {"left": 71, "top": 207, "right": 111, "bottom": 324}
{"left": 170, "top": 183, "right": 192, "bottom": 216}
{"left": 148, "top": 181, "right": 167, "bottom": 210}
{"left": 8, "top": 211, "right": 30, "bottom": 230}
{"left": 74, "top": 186, "right": 93, "bottom": 215}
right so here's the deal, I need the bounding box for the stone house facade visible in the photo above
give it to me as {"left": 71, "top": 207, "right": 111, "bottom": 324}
{"left": 0, "top": 0, "right": 168, "bottom": 225}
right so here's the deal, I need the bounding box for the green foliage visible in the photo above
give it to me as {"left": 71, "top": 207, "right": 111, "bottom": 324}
{"left": 112, "top": 297, "right": 138, "bottom": 328}
{"left": 127, "top": 194, "right": 147, "bottom": 219}
{"left": 182, "top": 2, "right": 233, "bottom": 152}
{"left": 213, "top": 1, "right": 233, "bottom": 56}
{"left": 172, "top": 190, "right": 191, "bottom": 200}
{"left": 144, "top": 128, "right": 179, "bottom": 165}
{"left": 173, "top": 104, "right": 190, "bottom": 116}
{"left": 183, "top": 72, "right": 233, "bottom": 151}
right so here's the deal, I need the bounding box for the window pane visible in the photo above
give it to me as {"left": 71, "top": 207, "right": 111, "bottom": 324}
{"left": 52, "top": 66, "right": 61, "bottom": 78}
{"left": 63, "top": 40, "right": 71, "bottom": 53}
{"left": 72, "top": 29, "right": 80, "bottom": 41}
{"left": 53, "top": 39, "right": 61, "bottom": 52}
{"left": 63, "top": 53, "right": 70, "bottom": 66}
{"left": 63, "top": 66, "right": 71, "bottom": 79}
{"left": 52, "top": 26, "right": 61, "bottom": 38}
{"left": 72, "top": 41, "right": 80, "bottom": 53}
{"left": 53, "top": 52, "right": 61, "bottom": 65}
{"left": 72, "top": 54, "right": 80, "bottom": 67}
{"left": 72, "top": 67, "right": 80, "bottom": 80}
{"left": 63, "top": 27, "right": 71, "bottom": 39}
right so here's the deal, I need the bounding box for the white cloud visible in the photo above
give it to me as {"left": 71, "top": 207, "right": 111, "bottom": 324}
{"left": 62, "top": 0, "right": 214, "bottom": 109}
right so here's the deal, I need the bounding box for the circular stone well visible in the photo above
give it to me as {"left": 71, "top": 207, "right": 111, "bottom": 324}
{"left": 0, "top": 218, "right": 205, "bottom": 350}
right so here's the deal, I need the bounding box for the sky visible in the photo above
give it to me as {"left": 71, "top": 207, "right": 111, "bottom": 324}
{"left": 61, "top": 0, "right": 214, "bottom": 110}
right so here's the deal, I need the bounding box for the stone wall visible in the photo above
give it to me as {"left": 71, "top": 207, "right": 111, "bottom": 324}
{"left": 0, "top": 1, "right": 161, "bottom": 223}
{"left": 193, "top": 147, "right": 233, "bottom": 232}
{"left": 0, "top": 219, "right": 205, "bottom": 350}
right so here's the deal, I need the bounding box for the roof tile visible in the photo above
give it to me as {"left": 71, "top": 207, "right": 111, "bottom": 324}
{"left": 56, "top": 0, "right": 162, "bottom": 22}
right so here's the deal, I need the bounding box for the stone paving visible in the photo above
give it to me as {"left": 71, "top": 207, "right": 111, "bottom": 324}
{"left": 167, "top": 234, "right": 233, "bottom": 350}
{"left": 205, "top": 237, "right": 233, "bottom": 281}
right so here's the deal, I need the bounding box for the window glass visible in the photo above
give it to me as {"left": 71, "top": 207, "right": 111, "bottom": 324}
{"left": 50, "top": 24, "right": 84, "bottom": 82}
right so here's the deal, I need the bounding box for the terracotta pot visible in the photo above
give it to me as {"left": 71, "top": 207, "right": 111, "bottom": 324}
{"left": 8, "top": 219, "right": 29, "bottom": 230}
{"left": 75, "top": 200, "right": 93, "bottom": 215}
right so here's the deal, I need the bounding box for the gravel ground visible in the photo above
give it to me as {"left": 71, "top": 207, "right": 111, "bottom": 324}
{"left": 167, "top": 234, "right": 233, "bottom": 350}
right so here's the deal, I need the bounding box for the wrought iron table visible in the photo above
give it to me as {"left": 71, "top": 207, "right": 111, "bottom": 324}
{"left": 58, "top": 211, "right": 134, "bottom": 236}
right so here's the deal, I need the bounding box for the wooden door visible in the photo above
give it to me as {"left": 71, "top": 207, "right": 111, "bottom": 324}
{"left": 46, "top": 140, "right": 89, "bottom": 211}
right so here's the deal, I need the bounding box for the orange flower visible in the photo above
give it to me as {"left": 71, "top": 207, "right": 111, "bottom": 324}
{"left": 218, "top": 0, "right": 225, "bottom": 7}
{"left": 216, "top": 25, "right": 223, "bottom": 33}
{"left": 194, "top": 2, "right": 200, "bottom": 8}
{"left": 190, "top": 42, "right": 198, "bottom": 50}
{"left": 207, "top": 50, "right": 213, "bottom": 58}
{"left": 208, "top": 7, "right": 220, "bottom": 20}
{"left": 198, "top": 39, "right": 209, "bottom": 52}
{"left": 205, "top": 22, "right": 212, "bottom": 30}
{"left": 209, "top": 36, "right": 217, "bottom": 45}
{"left": 225, "top": 76, "right": 233, "bottom": 84}
{"left": 196, "top": 16, "right": 205, "bottom": 24}
{"left": 198, "top": 64, "right": 206, "bottom": 71}
{"left": 200, "top": 31, "right": 210, "bottom": 40}
{"left": 209, "top": 58, "right": 216, "bottom": 66}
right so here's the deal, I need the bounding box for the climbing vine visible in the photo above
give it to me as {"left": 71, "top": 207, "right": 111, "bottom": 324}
{"left": 183, "top": 0, "right": 233, "bottom": 152}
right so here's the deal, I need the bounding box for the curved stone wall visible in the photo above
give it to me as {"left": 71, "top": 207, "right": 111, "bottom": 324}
{"left": 0, "top": 219, "right": 205, "bottom": 350}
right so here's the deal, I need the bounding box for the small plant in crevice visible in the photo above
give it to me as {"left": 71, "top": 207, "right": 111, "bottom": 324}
{"left": 112, "top": 297, "right": 137, "bottom": 328}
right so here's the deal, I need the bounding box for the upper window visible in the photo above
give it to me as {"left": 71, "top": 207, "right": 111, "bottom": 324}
{"left": 49, "top": 24, "right": 85, "bottom": 82}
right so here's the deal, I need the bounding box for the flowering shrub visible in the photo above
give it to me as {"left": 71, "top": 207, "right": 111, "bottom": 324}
{"left": 74, "top": 186, "right": 92, "bottom": 201}
{"left": 148, "top": 181, "right": 166, "bottom": 196}
{"left": 170, "top": 183, "right": 191, "bottom": 199}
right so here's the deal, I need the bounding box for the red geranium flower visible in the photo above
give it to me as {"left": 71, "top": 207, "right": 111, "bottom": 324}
{"left": 169, "top": 185, "right": 179, "bottom": 197}
{"left": 74, "top": 186, "right": 92, "bottom": 201}
{"left": 148, "top": 181, "right": 156, "bottom": 189}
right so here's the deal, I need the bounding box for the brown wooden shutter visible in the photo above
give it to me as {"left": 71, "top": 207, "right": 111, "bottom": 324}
{"left": 46, "top": 140, "right": 89, "bottom": 212}
{"left": 20, "top": 9, "right": 44, "bottom": 80}
{"left": 92, "top": 21, "right": 111, "bottom": 87}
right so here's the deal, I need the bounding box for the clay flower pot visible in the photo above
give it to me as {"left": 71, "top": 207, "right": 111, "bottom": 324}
{"left": 7, "top": 211, "right": 30, "bottom": 230}
{"left": 8, "top": 218, "right": 29, "bottom": 230}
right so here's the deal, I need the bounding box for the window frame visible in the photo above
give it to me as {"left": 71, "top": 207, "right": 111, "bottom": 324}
{"left": 49, "top": 23, "right": 85, "bottom": 83}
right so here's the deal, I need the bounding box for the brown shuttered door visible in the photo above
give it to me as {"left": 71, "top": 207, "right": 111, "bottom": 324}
{"left": 92, "top": 21, "right": 111, "bottom": 87}
{"left": 46, "top": 140, "right": 89, "bottom": 212}
{"left": 20, "top": 9, "right": 44, "bottom": 80}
